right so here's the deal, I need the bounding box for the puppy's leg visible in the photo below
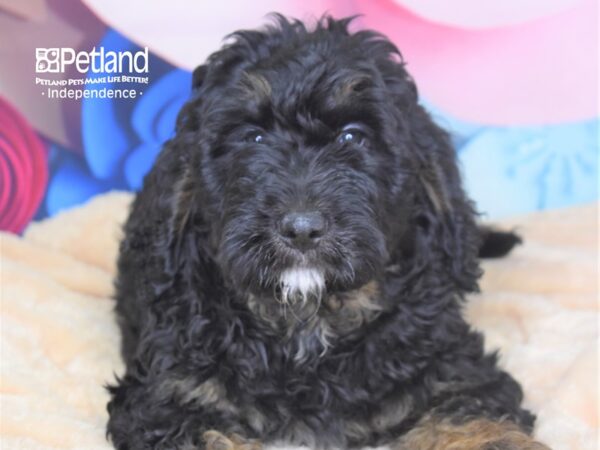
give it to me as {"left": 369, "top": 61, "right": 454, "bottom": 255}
{"left": 203, "top": 431, "right": 262, "bottom": 450}
{"left": 394, "top": 416, "right": 550, "bottom": 450}
{"left": 108, "top": 375, "right": 260, "bottom": 450}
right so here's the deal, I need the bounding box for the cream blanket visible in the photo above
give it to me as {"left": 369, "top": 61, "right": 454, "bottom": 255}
{"left": 1, "top": 193, "right": 597, "bottom": 449}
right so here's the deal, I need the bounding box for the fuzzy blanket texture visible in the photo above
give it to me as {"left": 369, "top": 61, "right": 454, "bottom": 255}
{"left": 0, "top": 193, "right": 597, "bottom": 449}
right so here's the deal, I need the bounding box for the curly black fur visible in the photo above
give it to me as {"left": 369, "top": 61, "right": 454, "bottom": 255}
{"left": 107, "top": 15, "right": 538, "bottom": 450}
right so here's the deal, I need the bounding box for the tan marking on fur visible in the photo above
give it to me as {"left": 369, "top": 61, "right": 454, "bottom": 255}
{"left": 241, "top": 72, "right": 271, "bottom": 101}
{"left": 394, "top": 417, "right": 551, "bottom": 450}
{"left": 419, "top": 163, "right": 452, "bottom": 215}
{"left": 344, "top": 395, "right": 412, "bottom": 441}
{"left": 343, "top": 420, "right": 370, "bottom": 441}
{"left": 159, "top": 377, "right": 238, "bottom": 414}
{"left": 326, "top": 281, "right": 383, "bottom": 336}
{"left": 203, "top": 431, "right": 262, "bottom": 450}
{"left": 244, "top": 406, "right": 269, "bottom": 434}
{"left": 172, "top": 165, "right": 195, "bottom": 236}
{"left": 275, "top": 420, "right": 319, "bottom": 448}
{"left": 334, "top": 75, "right": 370, "bottom": 104}
{"left": 286, "top": 281, "right": 382, "bottom": 360}
{"left": 290, "top": 316, "right": 335, "bottom": 362}
{"left": 422, "top": 179, "right": 444, "bottom": 214}
{"left": 345, "top": 281, "right": 382, "bottom": 311}
{"left": 371, "top": 395, "right": 413, "bottom": 432}
{"left": 326, "top": 281, "right": 381, "bottom": 311}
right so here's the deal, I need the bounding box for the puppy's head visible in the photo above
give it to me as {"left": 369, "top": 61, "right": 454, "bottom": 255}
{"left": 167, "top": 16, "right": 480, "bottom": 313}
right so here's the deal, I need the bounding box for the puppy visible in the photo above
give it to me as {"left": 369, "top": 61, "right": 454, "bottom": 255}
{"left": 107, "top": 15, "right": 548, "bottom": 450}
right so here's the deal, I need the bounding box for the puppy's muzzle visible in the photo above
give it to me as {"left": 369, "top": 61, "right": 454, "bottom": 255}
{"left": 279, "top": 211, "right": 327, "bottom": 252}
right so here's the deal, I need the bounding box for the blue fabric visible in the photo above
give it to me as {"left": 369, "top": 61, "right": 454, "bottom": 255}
{"left": 459, "top": 119, "right": 599, "bottom": 217}
{"left": 45, "top": 145, "right": 115, "bottom": 216}
{"left": 81, "top": 30, "right": 191, "bottom": 187}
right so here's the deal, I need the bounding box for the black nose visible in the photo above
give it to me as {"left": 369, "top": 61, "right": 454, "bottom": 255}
{"left": 280, "top": 211, "right": 326, "bottom": 250}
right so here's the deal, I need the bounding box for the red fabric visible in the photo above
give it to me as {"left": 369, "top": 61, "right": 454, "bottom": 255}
{"left": 0, "top": 97, "right": 48, "bottom": 233}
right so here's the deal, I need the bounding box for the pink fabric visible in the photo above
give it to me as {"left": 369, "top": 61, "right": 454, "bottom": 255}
{"left": 0, "top": 97, "right": 48, "bottom": 233}
{"left": 0, "top": 1, "right": 106, "bottom": 150}
{"left": 392, "top": 0, "right": 585, "bottom": 28}
{"left": 354, "top": 0, "right": 598, "bottom": 124}
{"left": 82, "top": 0, "right": 598, "bottom": 125}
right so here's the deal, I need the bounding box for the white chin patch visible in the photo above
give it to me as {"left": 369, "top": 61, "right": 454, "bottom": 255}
{"left": 279, "top": 268, "right": 325, "bottom": 305}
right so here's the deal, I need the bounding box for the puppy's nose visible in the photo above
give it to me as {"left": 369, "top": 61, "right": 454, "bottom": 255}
{"left": 280, "top": 211, "right": 326, "bottom": 250}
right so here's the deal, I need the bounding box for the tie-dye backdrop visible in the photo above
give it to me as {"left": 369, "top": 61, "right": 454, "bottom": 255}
{"left": 0, "top": 0, "right": 597, "bottom": 233}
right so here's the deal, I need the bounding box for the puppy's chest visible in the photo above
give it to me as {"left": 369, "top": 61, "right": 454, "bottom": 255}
{"left": 247, "top": 281, "right": 388, "bottom": 360}
{"left": 203, "top": 282, "right": 405, "bottom": 446}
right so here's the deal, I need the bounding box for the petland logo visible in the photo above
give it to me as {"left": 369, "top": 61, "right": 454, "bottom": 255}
{"left": 36, "top": 47, "right": 149, "bottom": 74}
{"left": 35, "top": 46, "right": 150, "bottom": 100}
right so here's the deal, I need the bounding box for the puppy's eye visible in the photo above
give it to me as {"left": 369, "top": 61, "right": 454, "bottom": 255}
{"left": 244, "top": 130, "right": 265, "bottom": 144}
{"left": 337, "top": 125, "right": 367, "bottom": 146}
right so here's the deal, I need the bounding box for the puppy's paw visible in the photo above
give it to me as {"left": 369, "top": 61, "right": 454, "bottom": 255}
{"left": 203, "top": 431, "right": 262, "bottom": 450}
{"left": 394, "top": 417, "right": 551, "bottom": 450}
{"left": 482, "top": 439, "right": 550, "bottom": 450}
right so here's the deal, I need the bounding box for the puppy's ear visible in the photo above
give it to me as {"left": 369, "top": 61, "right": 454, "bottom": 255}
{"left": 407, "top": 106, "right": 481, "bottom": 293}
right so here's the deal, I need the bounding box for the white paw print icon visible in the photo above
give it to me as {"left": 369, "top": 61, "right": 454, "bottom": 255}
{"left": 36, "top": 48, "right": 60, "bottom": 73}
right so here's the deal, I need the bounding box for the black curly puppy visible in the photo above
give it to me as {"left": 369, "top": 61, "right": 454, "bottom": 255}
{"left": 107, "top": 16, "right": 548, "bottom": 450}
